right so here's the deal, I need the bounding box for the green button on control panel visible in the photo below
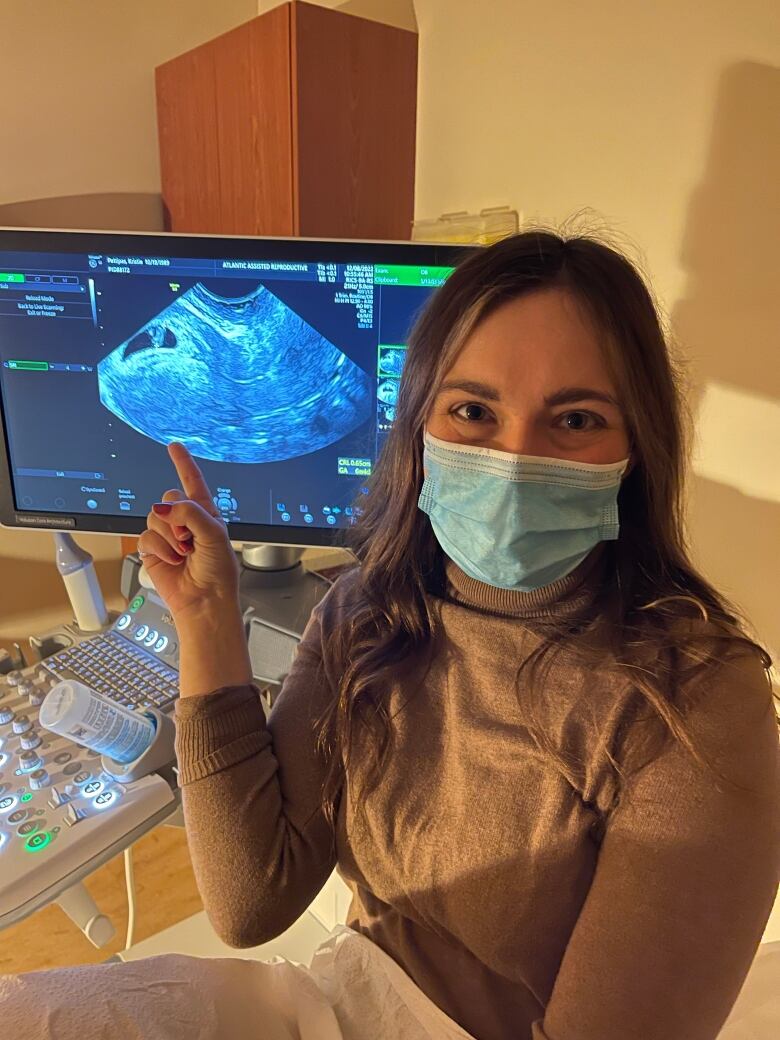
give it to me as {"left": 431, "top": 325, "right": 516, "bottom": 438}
{"left": 129, "top": 595, "right": 145, "bottom": 612}
{"left": 25, "top": 830, "right": 52, "bottom": 852}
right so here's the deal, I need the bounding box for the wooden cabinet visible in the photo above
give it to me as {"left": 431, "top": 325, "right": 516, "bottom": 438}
{"left": 155, "top": 1, "right": 418, "bottom": 240}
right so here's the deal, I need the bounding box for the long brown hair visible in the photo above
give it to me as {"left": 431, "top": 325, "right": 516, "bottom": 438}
{"left": 313, "top": 218, "right": 778, "bottom": 836}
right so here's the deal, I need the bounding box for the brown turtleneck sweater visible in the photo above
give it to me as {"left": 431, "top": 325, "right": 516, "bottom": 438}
{"left": 174, "top": 551, "right": 779, "bottom": 1040}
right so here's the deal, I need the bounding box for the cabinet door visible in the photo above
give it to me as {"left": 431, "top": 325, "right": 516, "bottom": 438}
{"left": 213, "top": 8, "right": 295, "bottom": 236}
{"left": 156, "top": 4, "right": 294, "bottom": 236}
{"left": 156, "top": 46, "right": 222, "bottom": 234}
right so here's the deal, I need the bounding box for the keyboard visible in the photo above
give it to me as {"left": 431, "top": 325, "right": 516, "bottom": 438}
{"left": 43, "top": 630, "right": 178, "bottom": 713}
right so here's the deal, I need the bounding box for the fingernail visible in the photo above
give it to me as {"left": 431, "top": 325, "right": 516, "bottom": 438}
{"left": 152, "top": 502, "right": 172, "bottom": 515}
{"left": 178, "top": 540, "right": 193, "bottom": 553}
{"left": 177, "top": 528, "right": 193, "bottom": 540}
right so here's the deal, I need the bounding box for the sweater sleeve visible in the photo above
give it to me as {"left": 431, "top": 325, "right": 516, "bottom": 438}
{"left": 531, "top": 651, "right": 780, "bottom": 1040}
{"left": 173, "top": 584, "right": 342, "bottom": 948}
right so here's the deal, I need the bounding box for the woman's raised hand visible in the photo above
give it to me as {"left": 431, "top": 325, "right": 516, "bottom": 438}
{"left": 138, "top": 442, "right": 240, "bottom": 620}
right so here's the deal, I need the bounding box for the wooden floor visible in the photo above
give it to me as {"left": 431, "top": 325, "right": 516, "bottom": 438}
{"left": 0, "top": 823, "right": 204, "bottom": 975}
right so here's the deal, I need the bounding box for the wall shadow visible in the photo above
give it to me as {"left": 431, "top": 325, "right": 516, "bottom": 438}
{"left": 672, "top": 61, "right": 780, "bottom": 661}
{"left": 0, "top": 192, "right": 164, "bottom": 232}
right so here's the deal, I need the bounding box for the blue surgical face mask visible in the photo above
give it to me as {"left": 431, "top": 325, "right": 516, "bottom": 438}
{"left": 418, "top": 431, "right": 629, "bottom": 592}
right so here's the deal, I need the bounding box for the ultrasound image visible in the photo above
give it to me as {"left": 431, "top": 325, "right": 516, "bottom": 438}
{"left": 97, "top": 283, "right": 372, "bottom": 463}
{"left": 377, "top": 379, "right": 399, "bottom": 405}
{"left": 378, "top": 347, "right": 405, "bottom": 377}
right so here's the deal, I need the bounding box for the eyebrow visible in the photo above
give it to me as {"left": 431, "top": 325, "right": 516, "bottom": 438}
{"left": 545, "top": 386, "right": 620, "bottom": 408}
{"left": 437, "top": 379, "right": 620, "bottom": 408}
{"left": 438, "top": 379, "right": 501, "bottom": 401}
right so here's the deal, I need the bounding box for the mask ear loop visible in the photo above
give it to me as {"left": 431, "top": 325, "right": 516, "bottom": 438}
{"left": 419, "top": 425, "right": 430, "bottom": 478}
{"left": 614, "top": 446, "right": 631, "bottom": 601}
{"left": 621, "top": 427, "right": 637, "bottom": 478}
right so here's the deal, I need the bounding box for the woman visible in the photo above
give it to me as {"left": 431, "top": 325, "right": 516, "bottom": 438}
{"left": 4, "top": 228, "right": 778, "bottom": 1040}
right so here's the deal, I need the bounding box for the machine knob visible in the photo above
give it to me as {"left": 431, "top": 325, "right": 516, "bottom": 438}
{"left": 0, "top": 707, "right": 15, "bottom": 725}
{"left": 5, "top": 670, "right": 24, "bottom": 686}
{"left": 12, "top": 715, "right": 32, "bottom": 735}
{"left": 20, "top": 730, "right": 42, "bottom": 751}
{"left": 28, "top": 687, "right": 46, "bottom": 706}
{"left": 19, "top": 749, "right": 43, "bottom": 772}
{"left": 29, "top": 768, "right": 50, "bottom": 790}
{"left": 16, "top": 680, "right": 34, "bottom": 697}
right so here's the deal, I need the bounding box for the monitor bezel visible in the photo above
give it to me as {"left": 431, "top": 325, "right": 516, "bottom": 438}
{"left": 0, "top": 227, "right": 475, "bottom": 546}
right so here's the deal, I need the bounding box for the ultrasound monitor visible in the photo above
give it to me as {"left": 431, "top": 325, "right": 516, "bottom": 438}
{"left": 0, "top": 229, "right": 472, "bottom": 548}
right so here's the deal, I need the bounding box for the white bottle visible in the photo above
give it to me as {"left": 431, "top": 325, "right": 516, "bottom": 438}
{"left": 39, "top": 680, "right": 155, "bottom": 764}
{"left": 54, "top": 532, "right": 109, "bottom": 632}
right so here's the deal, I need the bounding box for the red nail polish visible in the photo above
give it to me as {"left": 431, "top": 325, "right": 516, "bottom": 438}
{"left": 152, "top": 502, "right": 172, "bottom": 515}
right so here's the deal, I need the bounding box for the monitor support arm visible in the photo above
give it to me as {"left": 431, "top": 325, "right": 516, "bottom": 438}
{"left": 240, "top": 544, "right": 304, "bottom": 572}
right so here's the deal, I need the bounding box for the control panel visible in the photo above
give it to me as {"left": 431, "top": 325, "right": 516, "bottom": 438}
{"left": 0, "top": 592, "right": 180, "bottom": 929}
{"left": 112, "top": 590, "right": 180, "bottom": 671}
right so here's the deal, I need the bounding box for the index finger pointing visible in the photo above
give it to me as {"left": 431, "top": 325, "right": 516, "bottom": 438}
{"left": 167, "top": 441, "right": 215, "bottom": 507}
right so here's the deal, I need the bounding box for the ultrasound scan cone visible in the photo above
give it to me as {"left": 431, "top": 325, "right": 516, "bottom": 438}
{"left": 97, "top": 282, "right": 372, "bottom": 463}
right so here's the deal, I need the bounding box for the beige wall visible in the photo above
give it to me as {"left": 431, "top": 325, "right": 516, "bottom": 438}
{"left": 413, "top": 0, "right": 780, "bottom": 664}
{"left": 0, "top": 0, "right": 257, "bottom": 208}
{"left": 258, "top": 0, "right": 417, "bottom": 30}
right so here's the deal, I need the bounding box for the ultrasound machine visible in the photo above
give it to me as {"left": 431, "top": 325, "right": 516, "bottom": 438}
{"left": 0, "top": 227, "right": 469, "bottom": 951}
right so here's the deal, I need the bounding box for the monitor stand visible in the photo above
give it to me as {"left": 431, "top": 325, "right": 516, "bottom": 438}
{"left": 237, "top": 543, "right": 332, "bottom": 638}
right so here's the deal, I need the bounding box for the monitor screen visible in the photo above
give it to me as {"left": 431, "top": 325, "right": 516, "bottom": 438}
{"left": 0, "top": 229, "right": 472, "bottom": 546}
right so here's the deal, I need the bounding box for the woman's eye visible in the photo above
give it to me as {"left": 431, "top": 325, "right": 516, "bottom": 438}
{"left": 555, "top": 410, "right": 604, "bottom": 432}
{"left": 452, "top": 402, "right": 492, "bottom": 423}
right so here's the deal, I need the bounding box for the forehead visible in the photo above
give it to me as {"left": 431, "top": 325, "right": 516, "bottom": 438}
{"left": 447, "top": 287, "right": 613, "bottom": 390}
